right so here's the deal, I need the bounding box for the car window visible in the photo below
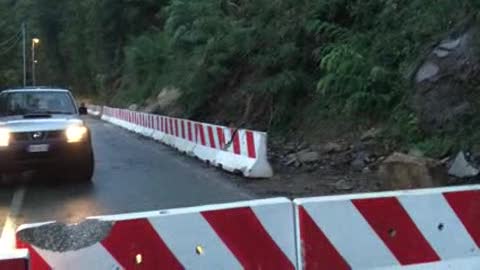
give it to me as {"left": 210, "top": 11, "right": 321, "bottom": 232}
{"left": 0, "top": 91, "right": 76, "bottom": 116}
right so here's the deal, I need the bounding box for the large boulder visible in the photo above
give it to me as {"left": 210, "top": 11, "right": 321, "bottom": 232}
{"left": 448, "top": 151, "right": 479, "bottom": 178}
{"left": 378, "top": 152, "right": 449, "bottom": 189}
{"left": 413, "top": 26, "right": 479, "bottom": 133}
{"left": 296, "top": 150, "right": 320, "bottom": 163}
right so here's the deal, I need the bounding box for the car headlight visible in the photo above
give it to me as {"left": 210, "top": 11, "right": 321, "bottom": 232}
{"left": 65, "top": 125, "right": 88, "bottom": 143}
{"left": 0, "top": 128, "right": 9, "bottom": 147}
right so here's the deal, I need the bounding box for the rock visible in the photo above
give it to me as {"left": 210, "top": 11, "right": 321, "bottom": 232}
{"left": 296, "top": 141, "right": 309, "bottom": 151}
{"left": 439, "top": 38, "right": 461, "bottom": 50}
{"left": 284, "top": 142, "right": 297, "bottom": 153}
{"left": 334, "top": 179, "right": 355, "bottom": 191}
{"left": 318, "top": 142, "right": 343, "bottom": 154}
{"left": 440, "top": 157, "right": 450, "bottom": 164}
{"left": 378, "top": 152, "right": 449, "bottom": 189}
{"left": 433, "top": 48, "right": 450, "bottom": 58}
{"left": 284, "top": 153, "right": 298, "bottom": 166}
{"left": 448, "top": 151, "right": 479, "bottom": 178}
{"left": 415, "top": 62, "right": 439, "bottom": 83}
{"left": 128, "top": 104, "right": 138, "bottom": 111}
{"left": 361, "top": 128, "right": 381, "bottom": 141}
{"left": 351, "top": 155, "right": 366, "bottom": 172}
{"left": 297, "top": 151, "right": 320, "bottom": 163}
{"left": 408, "top": 148, "right": 424, "bottom": 157}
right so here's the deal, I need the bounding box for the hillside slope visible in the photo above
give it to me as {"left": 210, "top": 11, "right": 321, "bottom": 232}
{"left": 2, "top": 0, "right": 480, "bottom": 160}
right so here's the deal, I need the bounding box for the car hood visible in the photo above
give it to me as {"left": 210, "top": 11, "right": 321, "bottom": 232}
{"left": 0, "top": 115, "right": 83, "bottom": 133}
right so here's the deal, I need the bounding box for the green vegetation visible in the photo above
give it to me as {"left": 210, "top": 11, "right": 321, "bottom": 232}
{"left": 1, "top": 0, "right": 480, "bottom": 155}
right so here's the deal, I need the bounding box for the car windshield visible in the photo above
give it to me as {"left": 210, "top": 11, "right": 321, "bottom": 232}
{"left": 0, "top": 91, "right": 76, "bottom": 116}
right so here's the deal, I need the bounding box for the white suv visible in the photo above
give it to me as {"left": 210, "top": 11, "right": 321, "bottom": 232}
{"left": 0, "top": 88, "right": 94, "bottom": 182}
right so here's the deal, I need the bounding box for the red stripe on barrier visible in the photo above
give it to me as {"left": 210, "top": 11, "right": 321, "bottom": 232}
{"left": 444, "top": 190, "right": 480, "bottom": 247}
{"left": 353, "top": 197, "right": 440, "bottom": 265}
{"left": 207, "top": 126, "right": 216, "bottom": 148}
{"left": 246, "top": 131, "right": 256, "bottom": 158}
{"left": 170, "top": 119, "right": 174, "bottom": 135}
{"left": 181, "top": 120, "right": 186, "bottom": 139}
{"left": 196, "top": 123, "right": 206, "bottom": 145}
{"left": 175, "top": 119, "right": 179, "bottom": 137}
{"left": 165, "top": 118, "right": 169, "bottom": 134}
{"left": 202, "top": 208, "right": 295, "bottom": 270}
{"left": 188, "top": 122, "right": 193, "bottom": 141}
{"left": 101, "top": 219, "right": 183, "bottom": 270}
{"left": 17, "top": 242, "right": 51, "bottom": 270}
{"left": 231, "top": 129, "right": 241, "bottom": 155}
{"left": 157, "top": 116, "right": 160, "bottom": 130}
{"left": 160, "top": 117, "right": 164, "bottom": 132}
{"left": 0, "top": 258, "right": 29, "bottom": 270}
{"left": 299, "top": 206, "right": 349, "bottom": 270}
{"left": 217, "top": 127, "right": 225, "bottom": 149}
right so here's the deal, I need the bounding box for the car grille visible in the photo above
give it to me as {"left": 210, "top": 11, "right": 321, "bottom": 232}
{"left": 11, "top": 130, "right": 64, "bottom": 142}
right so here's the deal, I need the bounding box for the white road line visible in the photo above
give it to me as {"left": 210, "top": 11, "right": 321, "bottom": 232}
{"left": 0, "top": 187, "right": 26, "bottom": 249}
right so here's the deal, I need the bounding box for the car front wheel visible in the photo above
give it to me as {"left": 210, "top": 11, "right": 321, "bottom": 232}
{"left": 71, "top": 152, "right": 94, "bottom": 182}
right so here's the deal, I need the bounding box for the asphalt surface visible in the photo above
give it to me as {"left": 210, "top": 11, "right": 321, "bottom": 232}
{"left": 0, "top": 117, "right": 254, "bottom": 240}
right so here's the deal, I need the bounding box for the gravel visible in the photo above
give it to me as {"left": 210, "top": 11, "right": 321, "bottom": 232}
{"left": 18, "top": 219, "right": 114, "bottom": 252}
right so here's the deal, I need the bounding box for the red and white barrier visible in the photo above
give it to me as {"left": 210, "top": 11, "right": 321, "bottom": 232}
{"left": 0, "top": 249, "right": 29, "bottom": 270}
{"left": 294, "top": 185, "right": 480, "bottom": 270}
{"left": 17, "top": 198, "right": 297, "bottom": 270}
{"left": 100, "top": 106, "right": 273, "bottom": 178}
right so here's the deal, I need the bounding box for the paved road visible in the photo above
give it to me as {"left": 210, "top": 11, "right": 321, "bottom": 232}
{"left": 0, "top": 117, "right": 254, "bottom": 244}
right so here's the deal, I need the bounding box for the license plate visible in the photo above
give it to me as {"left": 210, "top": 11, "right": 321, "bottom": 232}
{"left": 28, "top": 144, "right": 49, "bottom": 153}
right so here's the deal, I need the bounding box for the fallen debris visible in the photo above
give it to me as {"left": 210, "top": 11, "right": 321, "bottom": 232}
{"left": 17, "top": 219, "right": 114, "bottom": 252}
{"left": 448, "top": 151, "right": 479, "bottom": 178}
{"left": 378, "top": 152, "right": 449, "bottom": 189}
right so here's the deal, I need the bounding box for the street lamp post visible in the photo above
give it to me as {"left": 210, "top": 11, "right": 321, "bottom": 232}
{"left": 22, "top": 23, "right": 26, "bottom": 87}
{"left": 31, "top": 38, "right": 40, "bottom": 86}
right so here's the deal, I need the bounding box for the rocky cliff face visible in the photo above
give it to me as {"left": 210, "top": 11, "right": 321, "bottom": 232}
{"left": 413, "top": 25, "right": 480, "bottom": 133}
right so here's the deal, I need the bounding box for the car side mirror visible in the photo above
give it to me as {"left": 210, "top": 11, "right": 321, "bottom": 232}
{"left": 78, "top": 107, "right": 87, "bottom": 115}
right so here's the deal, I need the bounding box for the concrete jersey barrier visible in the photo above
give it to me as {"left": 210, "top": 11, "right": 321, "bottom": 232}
{"left": 294, "top": 185, "right": 480, "bottom": 270}
{"left": 9, "top": 184, "right": 480, "bottom": 269}
{"left": 0, "top": 249, "right": 29, "bottom": 270}
{"left": 98, "top": 106, "right": 273, "bottom": 178}
{"left": 16, "top": 198, "right": 297, "bottom": 270}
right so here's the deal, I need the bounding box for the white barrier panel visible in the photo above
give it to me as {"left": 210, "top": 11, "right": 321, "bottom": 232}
{"left": 99, "top": 106, "right": 273, "bottom": 178}
{"left": 294, "top": 185, "right": 480, "bottom": 270}
{"left": 17, "top": 198, "right": 297, "bottom": 270}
